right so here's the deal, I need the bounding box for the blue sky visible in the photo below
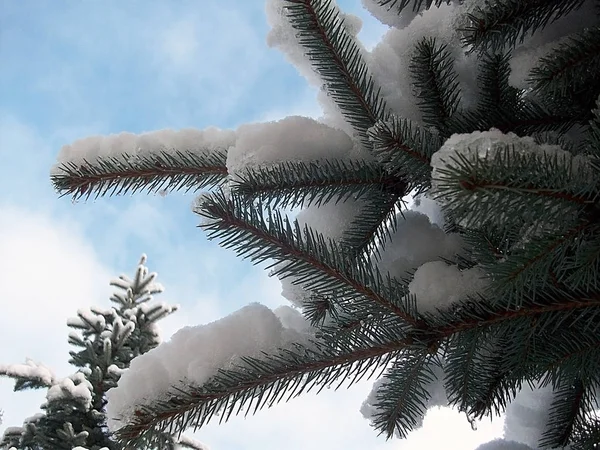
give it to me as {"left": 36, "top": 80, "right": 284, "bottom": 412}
{"left": 0, "top": 2, "right": 503, "bottom": 448}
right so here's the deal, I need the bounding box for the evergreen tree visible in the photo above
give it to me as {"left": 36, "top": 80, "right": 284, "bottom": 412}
{"left": 0, "top": 256, "right": 207, "bottom": 450}
{"left": 48, "top": 0, "right": 600, "bottom": 448}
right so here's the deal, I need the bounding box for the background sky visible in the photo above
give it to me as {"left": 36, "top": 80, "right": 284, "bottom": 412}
{"left": 0, "top": 1, "right": 505, "bottom": 448}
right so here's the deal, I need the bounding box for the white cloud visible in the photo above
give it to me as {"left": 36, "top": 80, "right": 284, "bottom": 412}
{"left": 0, "top": 115, "right": 54, "bottom": 201}
{"left": 148, "top": 3, "right": 271, "bottom": 123}
{"left": 158, "top": 20, "right": 201, "bottom": 67}
{"left": 0, "top": 205, "right": 114, "bottom": 432}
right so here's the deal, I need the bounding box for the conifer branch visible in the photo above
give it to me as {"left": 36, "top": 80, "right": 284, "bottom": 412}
{"left": 467, "top": 345, "right": 519, "bottom": 420}
{"left": 43, "top": 0, "right": 600, "bottom": 447}
{"left": 430, "top": 145, "right": 598, "bottom": 232}
{"left": 52, "top": 150, "right": 227, "bottom": 200}
{"left": 561, "top": 229, "right": 600, "bottom": 292}
{"left": 195, "top": 190, "right": 418, "bottom": 323}
{"left": 488, "top": 224, "right": 596, "bottom": 304}
{"left": 283, "top": 0, "right": 388, "bottom": 146}
{"left": 571, "top": 417, "right": 600, "bottom": 450}
{"left": 0, "top": 362, "right": 56, "bottom": 391}
{"left": 375, "top": 0, "right": 447, "bottom": 12}
{"left": 282, "top": 0, "right": 423, "bottom": 261}
{"left": 410, "top": 37, "right": 462, "bottom": 137}
{"left": 586, "top": 95, "right": 600, "bottom": 154}
{"left": 461, "top": 0, "right": 587, "bottom": 53}
{"left": 529, "top": 26, "right": 600, "bottom": 99}
{"left": 369, "top": 351, "right": 440, "bottom": 439}
{"left": 444, "top": 329, "right": 497, "bottom": 418}
{"left": 111, "top": 284, "right": 600, "bottom": 445}
{"left": 476, "top": 51, "right": 521, "bottom": 114}
{"left": 368, "top": 116, "right": 442, "bottom": 189}
{"left": 541, "top": 378, "right": 591, "bottom": 448}
{"left": 539, "top": 330, "right": 600, "bottom": 377}
{"left": 114, "top": 340, "right": 411, "bottom": 446}
{"left": 456, "top": 97, "right": 583, "bottom": 137}
{"left": 231, "top": 159, "right": 405, "bottom": 208}
{"left": 339, "top": 192, "right": 404, "bottom": 259}
{"left": 430, "top": 287, "right": 600, "bottom": 341}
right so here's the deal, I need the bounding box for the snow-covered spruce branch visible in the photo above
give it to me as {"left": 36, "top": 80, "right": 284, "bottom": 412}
{"left": 52, "top": 149, "right": 228, "bottom": 200}
{"left": 410, "top": 37, "right": 462, "bottom": 137}
{"left": 529, "top": 26, "right": 600, "bottom": 98}
{"left": 230, "top": 159, "right": 409, "bottom": 209}
{"left": 113, "top": 339, "right": 412, "bottom": 445}
{"left": 369, "top": 350, "right": 445, "bottom": 438}
{"left": 110, "top": 284, "right": 600, "bottom": 446}
{"left": 367, "top": 116, "right": 442, "bottom": 189}
{"left": 231, "top": 158, "right": 413, "bottom": 259}
{"left": 49, "top": 0, "right": 600, "bottom": 447}
{"left": 460, "top": 0, "right": 588, "bottom": 53}
{"left": 430, "top": 133, "right": 596, "bottom": 231}
{"left": 196, "top": 190, "right": 417, "bottom": 324}
{"left": 277, "top": 0, "right": 419, "bottom": 258}
{"left": 283, "top": 0, "right": 388, "bottom": 145}
{"left": 0, "top": 360, "right": 56, "bottom": 391}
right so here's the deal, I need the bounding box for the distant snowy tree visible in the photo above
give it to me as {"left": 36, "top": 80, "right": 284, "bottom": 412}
{"left": 49, "top": 0, "right": 600, "bottom": 449}
{"left": 0, "top": 256, "right": 208, "bottom": 450}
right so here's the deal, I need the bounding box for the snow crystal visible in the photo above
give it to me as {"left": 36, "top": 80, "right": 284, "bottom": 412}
{"left": 374, "top": 210, "right": 465, "bottom": 282}
{"left": 227, "top": 116, "right": 368, "bottom": 179}
{"left": 46, "top": 373, "right": 93, "bottom": 410}
{"left": 52, "top": 127, "right": 235, "bottom": 174}
{"left": 0, "top": 359, "right": 56, "bottom": 386}
{"left": 475, "top": 440, "right": 535, "bottom": 450}
{"left": 106, "top": 303, "right": 312, "bottom": 432}
{"left": 367, "top": 2, "right": 479, "bottom": 124}
{"left": 408, "top": 261, "right": 489, "bottom": 314}
{"left": 503, "top": 382, "right": 555, "bottom": 448}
